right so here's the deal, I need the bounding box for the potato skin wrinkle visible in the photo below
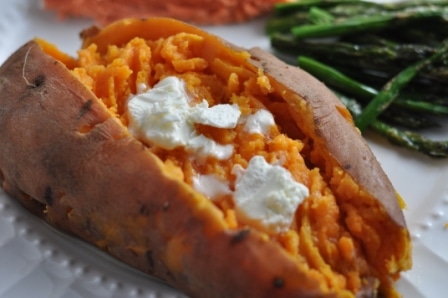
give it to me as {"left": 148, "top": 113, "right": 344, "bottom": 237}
{"left": 0, "top": 17, "right": 410, "bottom": 298}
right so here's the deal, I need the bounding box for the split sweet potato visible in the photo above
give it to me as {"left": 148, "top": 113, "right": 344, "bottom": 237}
{"left": 0, "top": 18, "right": 411, "bottom": 297}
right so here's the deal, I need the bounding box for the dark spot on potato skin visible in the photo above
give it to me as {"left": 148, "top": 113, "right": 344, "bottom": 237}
{"left": 230, "top": 229, "right": 250, "bottom": 245}
{"left": 85, "top": 218, "right": 92, "bottom": 233}
{"left": 30, "top": 74, "right": 45, "bottom": 88}
{"left": 343, "top": 164, "right": 351, "bottom": 170}
{"left": 272, "top": 276, "right": 284, "bottom": 289}
{"left": 43, "top": 186, "right": 53, "bottom": 206}
{"left": 146, "top": 250, "right": 155, "bottom": 269}
{"left": 165, "top": 270, "right": 176, "bottom": 282}
{"left": 78, "top": 99, "right": 93, "bottom": 118}
{"left": 139, "top": 204, "right": 149, "bottom": 216}
{"left": 162, "top": 201, "right": 170, "bottom": 211}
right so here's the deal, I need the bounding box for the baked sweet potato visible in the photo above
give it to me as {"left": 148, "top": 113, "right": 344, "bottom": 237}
{"left": 0, "top": 18, "right": 411, "bottom": 297}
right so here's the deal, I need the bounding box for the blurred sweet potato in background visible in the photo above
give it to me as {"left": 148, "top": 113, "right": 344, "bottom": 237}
{"left": 43, "top": 0, "right": 285, "bottom": 25}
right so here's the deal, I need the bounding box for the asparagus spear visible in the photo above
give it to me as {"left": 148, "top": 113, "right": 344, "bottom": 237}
{"left": 271, "top": 34, "right": 439, "bottom": 71}
{"left": 355, "top": 42, "right": 448, "bottom": 131}
{"left": 297, "top": 55, "right": 377, "bottom": 98}
{"left": 380, "top": 20, "right": 448, "bottom": 46}
{"left": 372, "top": 122, "right": 448, "bottom": 158}
{"left": 327, "top": 0, "right": 448, "bottom": 19}
{"left": 297, "top": 55, "right": 448, "bottom": 116}
{"left": 381, "top": 108, "right": 440, "bottom": 129}
{"left": 291, "top": 14, "right": 395, "bottom": 39}
{"left": 266, "top": 12, "right": 311, "bottom": 34}
{"left": 402, "top": 85, "right": 448, "bottom": 105}
{"left": 321, "top": 65, "right": 448, "bottom": 104}
{"left": 308, "top": 6, "right": 335, "bottom": 24}
{"left": 393, "top": 98, "right": 448, "bottom": 115}
{"left": 337, "top": 92, "right": 448, "bottom": 158}
{"left": 291, "top": 8, "right": 448, "bottom": 40}
{"left": 267, "top": 1, "right": 381, "bottom": 34}
{"left": 272, "top": 36, "right": 448, "bottom": 84}
{"left": 274, "top": 0, "right": 364, "bottom": 15}
{"left": 275, "top": 0, "right": 448, "bottom": 17}
{"left": 269, "top": 1, "right": 448, "bottom": 45}
{"left": 335, "top": 91, "right": 440, "bottom": 128}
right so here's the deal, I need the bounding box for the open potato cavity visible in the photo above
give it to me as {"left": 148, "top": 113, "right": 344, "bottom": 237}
{"left": 54, "top": 32, "right": 367, "bottom": 293}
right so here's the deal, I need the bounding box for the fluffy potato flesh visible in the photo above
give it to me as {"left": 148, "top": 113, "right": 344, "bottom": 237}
{"left": 0, "top": 18, "right": 411, "bottom": 298}
{"left": 73, "top": 32, "right": 370, "bottom": 287}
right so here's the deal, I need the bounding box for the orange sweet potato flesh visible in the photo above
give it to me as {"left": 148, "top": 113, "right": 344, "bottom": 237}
{"left": 0, "top": 18, "right": 410, "bottom": 298}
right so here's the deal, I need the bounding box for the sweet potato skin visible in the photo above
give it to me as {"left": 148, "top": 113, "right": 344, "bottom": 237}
{"left": 0, "top": 18, "right": 410, "bottom": 298}
{"left": 247, "top": 47, "right": 406, "bottom": 228}
{"left": 0, "top": 41, "right": 339, "bottom": 298}
{"left": 247, "top": 48, "right": 411, "bottom": 288}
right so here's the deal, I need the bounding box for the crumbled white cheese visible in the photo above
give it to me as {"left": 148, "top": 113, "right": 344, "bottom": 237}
{"left": 192, "top": 174, "right": 232, "bottom": 200}
{"left": 187, "top": 135, "right": 234, "bottom": 160}
{"left": 127, "top": 77, "right": 193, "bottom": 150}
{"left": 243, "top": 109, "right": 275, "bottom": 135}
{"left": 127, "top": 76, "right": 241, "bottom": 159}
{"left": 128, "top": 78, "right": 305, "bottom": 233}
{"left": 190, "top": 100, "right": 241, "bottom": 129}
{"left": 232, "top": 155, "right": 309, "bottom": 234}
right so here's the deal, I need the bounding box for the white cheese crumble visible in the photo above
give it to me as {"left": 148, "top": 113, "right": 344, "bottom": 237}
{"left": 190, "top": 100, "right": 241, "bottom": 129}
{"left": 243, "top": 109, "right": 275, "bottom": 135}
{"left": 187, "top": 135, "right": 234, "bottom": 160}
{"left": 127, "top": 76, "right": 241, "bottom": 159}
{"left": 192, "top": 174, "right": 232, "bottom": 200}
{"left": 127, "top": 77, "right": 193, "bottom": 150}
{"left": 232, "top": 156, "right": 309, "bottom": 234}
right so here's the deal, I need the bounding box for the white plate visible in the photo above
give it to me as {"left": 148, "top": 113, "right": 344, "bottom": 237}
{"left": 1, "top": 0, "right": 447, "bottom": 297}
